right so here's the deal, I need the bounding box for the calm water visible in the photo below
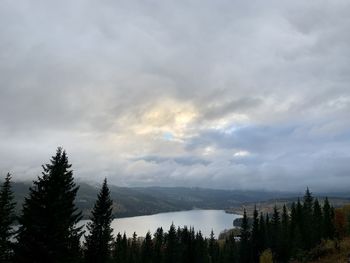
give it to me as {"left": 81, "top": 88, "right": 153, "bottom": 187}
{"left": 80, "top": 209, "right": 241, "bottom": 238}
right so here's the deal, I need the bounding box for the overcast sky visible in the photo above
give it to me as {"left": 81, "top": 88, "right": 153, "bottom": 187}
{"left": 1, "top": 0, "right": 350, "bottom": 191}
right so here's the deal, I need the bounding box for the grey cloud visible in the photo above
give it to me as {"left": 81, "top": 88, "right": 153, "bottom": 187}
{"left": 132, "top": 155, "right": 211, "bottom": 167}
{"left": 1, "top": 1, "right": 350, "bottom": 191}
{"left": 201, "top": 97, "right": 263, "bottom": 120}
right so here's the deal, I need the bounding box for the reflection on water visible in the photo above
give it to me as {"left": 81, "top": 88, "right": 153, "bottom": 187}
{"left": 80, "top": 209, "right": 241, "bottom": 238}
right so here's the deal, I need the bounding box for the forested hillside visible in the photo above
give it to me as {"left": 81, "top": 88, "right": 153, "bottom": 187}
{"left": 12, "top": 181, "right": 301, "bottom": 218}
{"left": 10, "top": 180, "right": 350, "bottom": 219}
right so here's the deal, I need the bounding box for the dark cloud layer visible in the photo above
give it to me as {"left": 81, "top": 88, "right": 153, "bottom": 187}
{"left": 1, "top": 0, "right": 350, "bottom": 191}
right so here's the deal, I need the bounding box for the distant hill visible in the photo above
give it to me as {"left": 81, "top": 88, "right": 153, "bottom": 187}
{"left": 10, "top": 181, "right": 350, "bottom": 219}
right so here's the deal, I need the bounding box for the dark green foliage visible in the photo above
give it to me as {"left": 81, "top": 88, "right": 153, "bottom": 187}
{"left": 164, "top": 223, "right": 178, "bottom": 263}
{"left": 15, "top": 148, "right": 83, "bottom": 263}
{"left": 141, "top": 231, "right": 153, "bottom": 263}
{"left": 323, "top": 197, "right": 335, "bottom": 239}
{"left": 258, "top": 212, "right": 266, "bottom": 252}
{"left": 312, "top": 199, "right": 323, "bottom": 245}
{"left": 220, "top": 232, "right": 237, "bottom": 263}
{"left": 264, "top": 213, "right": 271, "bottom": 250}
{"left": 178, "top": 226, "right": 195, "bottom": 263}
{"left": 113, "top": 232, "right": 127, "bottom": 263}
{"left": 208, "top": 230, "right": 219, "bottom": 263}
{"left": 270, "top": 205, "right": 281, "bottom": 260}
{"left": 153, "top": 227, "right": 164, "bottom": 263}
{"left": 84, "top": 178, "right": 114, "bottom": 263}
{"left": 129, "top": 232, "right": 140, "bottom": 263}
{"left": 255, "top": 189, "right": 336, "bottom": 262}
{"left": 0, "top": 173, "right": 16, "bottom": 262}
{"left": 303, "top": 188, "right": 314, "bottom": 212}
{"left": 194, "top": 231, "right": 209, "bottom": 263}
{"left": 250, "top": 206, "right": 260, "bottom": 263}
{"left": 302, "top": 187, "right": 314, "bottom": 249}
{"left": 280, "top": 204, "right": 290, "bottom": 262}
{"left": 239, "top": 209, "right": 250, "bottom": 263}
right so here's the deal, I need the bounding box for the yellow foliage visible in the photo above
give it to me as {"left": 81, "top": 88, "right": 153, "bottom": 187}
{"left": 259, "top": 249, "right": 273, "bottom": 263}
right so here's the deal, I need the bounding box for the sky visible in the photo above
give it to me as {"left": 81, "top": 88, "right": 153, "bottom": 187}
{"left": 1, "top": 0, "right": 350, "bottom": 191}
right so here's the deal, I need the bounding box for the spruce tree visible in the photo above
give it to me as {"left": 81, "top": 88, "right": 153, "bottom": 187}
{"left": 280, "top": 204, "right": 289, "bottom": 262}
{"left": 153, "top": 227, "right": 164, "bottom": 263}
{"left": 0, "top": 173, "right": 16, "bottom": 262}
{"left": 295, "top": 198, "right": 304, "bottom": 249}
{"left": 221, "top": 232, "right": 237, "bottom": 263}
{"left": 270, "top": 205, "right": 280, "bottom": 258}
{"left": 302, "top": 187, "right": 314, "bottom": 249}
{"left": 179, "top": 226, "right": 193, "bottom": 263}
{"left": 323, "top": 197, "right": 334, "bottom": 239}
{"left": 312, "top": 198, "right": 323, "bottom": 245}
{"left": 289, "top": 202, "right": 296, "bottom": 242}
{"left": 129, "top": 232, "right": 140, "bottom": 263}
{"left": 258, "top": 212, "right": 266, "bottom": 252}
{"left": 251, "top": 206, "right": 260, "bottom": 263}
{"left": 208, "top": 230, "right": 219, "bottom": 263}
{"left": 164, "top": 223, "right": 178, "bottom": 263}
{"left": 84, "top": 178, "right": 114, "bottom": 263}
{"left": 265, "top": 213, "right": 271, "bottom": 249}
{"left": 239, "top": 209, "right": 250, "bottom": 263}
{"left": 290, "top": 201, "right": 303, "bottom": 255}
{"left": 122, "top": 233, "right": 128, "bottom": 262}
{"left": 303, "top": 188, "right": 314, "bottom": 213}
{"left": 113, "top": 232, "right": 126, "bottom": 263}
{"left": 141, "top": 231, "right": 153, "bottom": 263}
{"left": 15, "top": 148, "right": 83, "bottom": 263}
{"left": 194, "top": 231, "right": 208, "bottom": 263}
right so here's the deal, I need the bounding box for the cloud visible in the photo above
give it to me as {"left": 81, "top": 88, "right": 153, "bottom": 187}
{"left": 0, "top": 0, "right": 350, "bottom": 191}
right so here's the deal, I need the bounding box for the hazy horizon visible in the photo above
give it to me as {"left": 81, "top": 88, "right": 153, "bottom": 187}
{"left": 1, "top": 1, "right": 350, "bottom": 192}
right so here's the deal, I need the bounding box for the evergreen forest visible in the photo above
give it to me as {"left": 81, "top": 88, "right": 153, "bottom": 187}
{"left": 0, "top": 148, "right": 348, "bottom": 263}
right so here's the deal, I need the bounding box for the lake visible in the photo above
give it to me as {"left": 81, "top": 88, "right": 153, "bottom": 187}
{"left": 80, "top": 209, "right": 241, "bottom": 238}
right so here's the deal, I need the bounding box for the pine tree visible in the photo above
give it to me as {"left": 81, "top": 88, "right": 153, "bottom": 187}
{"left": 122, "top": 233, "right": 128, "bottom": 262}
{"left": 290, "top": 201, "right": 303, "bottom": 255}
{"left": 302, "top": 187, "right": 314, "bottom": 249}
{"left": 295, "top": 198, "right": 304, "bottom": 249}
{"left": 258, "top": 212, "right": 266, "bottom": 252}
{"left": 141, "top": 231, "right": 153, "bottom": 263}
{"left": 179, "top": 226, "right": 193, "bottom": 263}
{"left": 164, "top": 223, "right": 178, "bottom": 263}
{"left": 0, "top": 173, "right": 16, "bottom": 262}
{"left": 265, "top": 213, "right": 271, "bottom": 249}
{"left": 303, "top": 188, "right": 314, "bottom": 213}
{"left": 153, "top": 227, "right": 164, "bottom": 263}
{"left": 270, "top": 205, "right": 280, "bottom": 258}
{"left": 129, "top": 232, "right": 140, "bottom": 263}
{"left": 84, "top": 178, "right": 114, "bottom": 263}
{"left": 113, "top": 232, "right": 126, "bottom": 263}
{"left": 312, "top": 198, "right": 323, "bottom": 245}
{"left": 280, "top": 204, "right": 289, "bottom": 262}
{"left": 251, "top": 206, "right": 260, "bottom": 263}
{"left": 15, "top": 148, "right": 83, "bottom": 263}
{"left": 239, "top": 209, "right": 250, "bottom": 263}
{"left": 188, "top": 227, "right": 196, "bottom": 262}
{"left": 208, "top": 230, "right": 219, "bottom": 263}
{"left": 194, "top": 231, "right": 208, "bottom": 263}
{"left": 323, "top": 197, "right": 334, "bottom": 239}
{"left": 221, "top": 232, "right": 237, "bottom": 263}
{"left": 289, "top": 202, "right": 296, "bottom": 242}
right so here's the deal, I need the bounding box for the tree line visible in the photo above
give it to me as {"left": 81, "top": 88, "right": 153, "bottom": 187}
{"left": 239, "top": 189, "right": 338, "bottom": 262}
{"left": 0, "top": 148, "right": 345, "bottom": 263}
